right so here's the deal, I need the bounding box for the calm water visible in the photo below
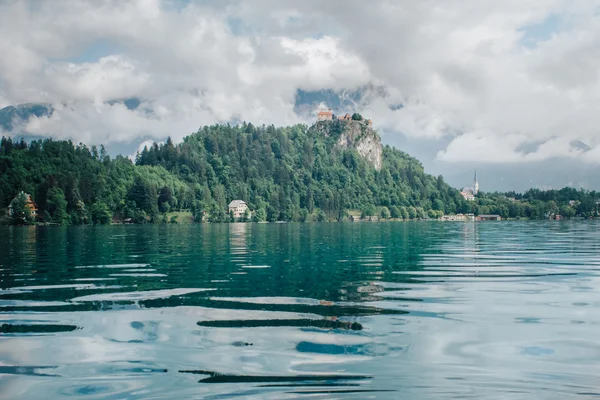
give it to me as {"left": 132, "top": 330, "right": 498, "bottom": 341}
{"left": 1, "top": 222, "right": 600, "bottom": 399}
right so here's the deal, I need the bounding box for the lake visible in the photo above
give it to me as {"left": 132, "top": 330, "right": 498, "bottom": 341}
{"left": 1, "top": 222, "right": 599, "bottom": 399}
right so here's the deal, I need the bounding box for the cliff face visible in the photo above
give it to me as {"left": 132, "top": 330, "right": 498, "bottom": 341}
{"left": 310, "top": 120, "right": 383, "bottom": 170}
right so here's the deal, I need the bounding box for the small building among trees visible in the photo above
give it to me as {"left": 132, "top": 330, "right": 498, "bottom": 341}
{"left": 228, "top": 200, "right": 249, "bottom": 220}
{"left": 461, "top": 190, "right": 476, "bottom": 201}
{"left": 8, "top": 192, "right": 38, "bottom": 223}
{"left": 479, "top": 214, "right": 502, "bottom": 221}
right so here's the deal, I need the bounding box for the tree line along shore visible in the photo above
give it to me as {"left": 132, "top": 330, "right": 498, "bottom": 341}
{"left": 2, "top": 122, "right": 599, "bottom": 226}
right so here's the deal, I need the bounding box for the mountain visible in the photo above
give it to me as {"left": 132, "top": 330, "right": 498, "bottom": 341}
{"left": 2, "top": 119, "right": 600, "bottom": 225}
{"left": 0, "top": 120, "right": 465, "bottom": 224}
{"left": 0, "top": 99, "right": 141, "bottom": 134}
{"left": 0, "top": 103, "right": 53, "bottom": 132}
{"left": 134, "top": 120, "right": 464, "bottom": 221}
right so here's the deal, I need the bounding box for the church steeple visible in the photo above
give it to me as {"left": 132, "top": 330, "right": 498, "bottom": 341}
{"left": 473, "top": 170, "right": 479, "bottom": 195}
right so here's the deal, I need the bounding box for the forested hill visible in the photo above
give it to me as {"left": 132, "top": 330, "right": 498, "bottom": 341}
{"left": 0, "top": 122, "right": 466, "bottom": 224}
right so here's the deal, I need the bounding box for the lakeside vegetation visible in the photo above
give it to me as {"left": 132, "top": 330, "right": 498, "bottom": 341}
{"left": 1, "top": 123, "right": 600, "bottom": 225}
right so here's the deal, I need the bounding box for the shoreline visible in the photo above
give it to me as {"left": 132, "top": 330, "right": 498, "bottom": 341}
{"left": 1, "top": 217, "right": 595, "bottom": 227}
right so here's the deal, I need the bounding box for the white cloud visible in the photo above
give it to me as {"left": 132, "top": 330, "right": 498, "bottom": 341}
{"left": 1, "top": 0, "right": 600, "bottom": 165}
{"left": 0, "top": 92, "right": 10, "bottom": 109}
{"left": 43, "top": 56, "right": 149, "bottom": 103}
{"left": 436, "top": 131, "right": 586, "bottom": 163}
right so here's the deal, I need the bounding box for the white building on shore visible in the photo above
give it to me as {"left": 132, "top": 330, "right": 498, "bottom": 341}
{"left": 461, "top": 170, "right": 479, "bottom": 201}
{"left": 228, "top": 200, "right": 249, "bottom": 219}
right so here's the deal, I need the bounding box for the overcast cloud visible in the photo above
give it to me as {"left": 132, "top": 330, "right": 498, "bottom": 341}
{"left": 1, "top": 0, "right": 600, "bottom": 189}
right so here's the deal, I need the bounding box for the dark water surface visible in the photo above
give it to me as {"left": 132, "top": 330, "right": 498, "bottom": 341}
{"left": 1, "top": 222, "right": 600, "bottom": 399}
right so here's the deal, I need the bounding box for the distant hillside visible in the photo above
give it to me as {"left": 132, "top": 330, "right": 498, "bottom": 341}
{"left": 0, "top": 121, "right": 466, "bottom": 224}
{"left": 135, "top": 121, "right": 464, "bottom": 221}
{"left": 0, "top": 99, "right": 140, "bottom": 133}
{"left": 2, "top": 120, "right": 599, "bottom": 225}
{"left": 0, "top": 103, "right": 53, "bottom": 132}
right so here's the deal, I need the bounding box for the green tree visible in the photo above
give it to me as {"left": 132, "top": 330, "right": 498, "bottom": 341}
{"left": 314, "top": 209, "right": 327, "bottom": 222}
{"left": 351, "top": 113, "right": 363, "bottom": 121}
{"left": 209, "top": 203, "right": 226, "bottom": 223}
{"left": 91, "top": 202, "right": 112, "bottom": 224}
{"left": 70, "top": 200, "right": 89, "bottom": 225}
{"left": 559, "top": 204, "right": 576, "bottom": 218}
{"left": 550, "top": 200, "right": 561, "bottom": 216}
{"left": 399, "top": 206, "right": 409, "bottom": 219}
{"left": 477, "top": 205, "right": 491, "bottom": 216}
{"left": 299, "top": 208, "right": 310, "bottom": 222}
{"left": 158, "top": 186, "right": 174, "bottom": 213}
{"left": 361, "top": 204, "right": 377, "bottom": 218}
{"left": 242, "top": 208, "right": 250, "bottom": 222}
{"left": 46, "top": 187, "right": 69, "bottom": 225}
{"left": 433, "top": 199, "right": 445, "bottom": 212}
{"left": 305, "top": 187, "right": 314, "bottom": 212}
{"left": 407, "top": 206, "right": 417, "bottom": 219}
{"left": 128, "top": 176, "right": 158, "bottom": 217}
{"left": 191, "top": 200, "right": 205, "bottom": 222}
{"left": 380, "top": 206, "right": 391, "bottom": 219}
{"left": 9, "top": 192, "right": 33, "bottom": 225}
{"left": 212, "top": 184, "right": 227, "bottom": 211}
{"left": 252, "top": 207, "right": 266, "bottom": 222}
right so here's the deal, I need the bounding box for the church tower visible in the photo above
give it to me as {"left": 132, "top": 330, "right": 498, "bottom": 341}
{"left": 473, "top": 170, "right": 479, "bottom": 195}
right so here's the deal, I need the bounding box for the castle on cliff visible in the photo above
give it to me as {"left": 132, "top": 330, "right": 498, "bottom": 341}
{"left": 316, "top": 109, "right": 372, "bottom": 127}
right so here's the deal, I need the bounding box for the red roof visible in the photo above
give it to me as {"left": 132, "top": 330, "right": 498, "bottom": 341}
{"left": 317, "top": 110, "right": 332, "bottom": 115}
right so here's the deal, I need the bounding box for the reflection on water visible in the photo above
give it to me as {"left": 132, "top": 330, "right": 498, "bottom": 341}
{"left": 1, "top": 222, "right": 600, "bottom": 398}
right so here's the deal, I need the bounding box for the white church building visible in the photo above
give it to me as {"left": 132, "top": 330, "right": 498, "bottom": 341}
{"left": 461, "top": 171, "right": 479, "bottom": 201}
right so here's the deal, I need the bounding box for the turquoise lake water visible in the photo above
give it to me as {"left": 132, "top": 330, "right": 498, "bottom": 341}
{"left": 1, "top": 222, "right": 600, "bottom": 399}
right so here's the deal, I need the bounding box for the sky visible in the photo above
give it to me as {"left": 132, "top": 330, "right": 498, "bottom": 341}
{"left": 1, "top": 0, "right": 600, "bottom": 192}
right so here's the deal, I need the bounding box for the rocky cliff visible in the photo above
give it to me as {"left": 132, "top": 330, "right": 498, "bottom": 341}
{"left": 310, "top": 119, "right": 383, "bottom": 170}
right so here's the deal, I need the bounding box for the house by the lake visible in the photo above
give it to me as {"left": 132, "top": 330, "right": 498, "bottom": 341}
{"left": 440, "top": 213, "right": 478, "bottom": 221}
{"left": 351, "top": 215, "right": 379, "bottom": 222}
{"left": 440, "top": 214, "right": 467, "bottom": 221}
{"left": 228, "top": 200, "right": 249, "bottom": 219}
{"left": 8, "top": 192, "right": 38, "bottom": 219}
{"left": 479, "top": 214, "right": 502, "bottom": 221}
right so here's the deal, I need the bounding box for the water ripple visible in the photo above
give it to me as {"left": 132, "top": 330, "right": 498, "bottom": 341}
{"left": 2, "top": 222, "right": 600, "bottom": 398}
